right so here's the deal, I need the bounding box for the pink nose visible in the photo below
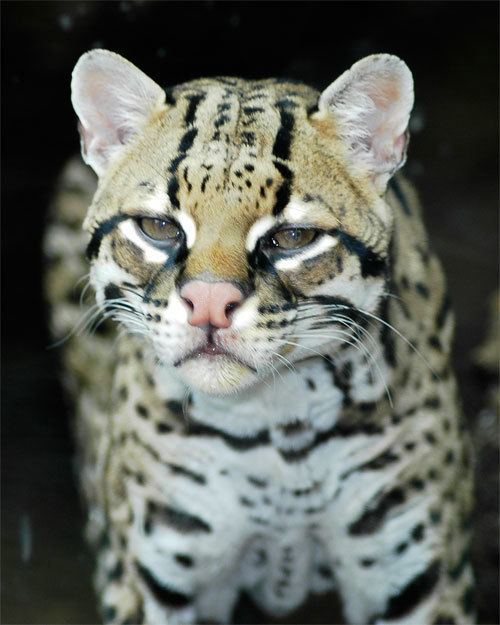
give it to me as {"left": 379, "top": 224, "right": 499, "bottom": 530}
{"left": 180, "top": 281, "right": 244, "bottom": 328}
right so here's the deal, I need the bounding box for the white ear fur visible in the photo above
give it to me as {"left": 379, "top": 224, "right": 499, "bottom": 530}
{"left": 71, "top": 49, "right": 166, "bottom": 176}
{"left": 318, "top": 54, "right": 414, "bottom": 192}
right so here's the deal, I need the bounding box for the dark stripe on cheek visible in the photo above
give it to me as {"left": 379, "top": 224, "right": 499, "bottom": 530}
{"left": 86, "top": 215, "right": 128, "bottom": 260}
{"left": 145, "top": 500, "right": 211, "bottom": 534}
{"left": 337, "top": 231, "right": 386, "bottom": 278}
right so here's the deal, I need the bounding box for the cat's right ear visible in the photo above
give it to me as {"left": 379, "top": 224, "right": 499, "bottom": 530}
{"left": 71, "top": 49, "right": 166, "bottom": 177}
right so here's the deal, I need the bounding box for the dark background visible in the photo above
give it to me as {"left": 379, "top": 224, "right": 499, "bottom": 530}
{"left": 2, "top": 2, "right": 498, "bottom": 623}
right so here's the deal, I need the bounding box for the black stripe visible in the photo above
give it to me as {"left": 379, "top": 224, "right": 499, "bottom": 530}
{"left": 167, "top": 128, "right": 199, "bottom": 209}
{"left": 389, "top": 177, "right": 412, "bottom": 216}
{"left": 341, "top": 451, "right": 399, "bottom": 479}
{"left": 348, "top": 487, "right": 405, "bottom": 535}
{"left": 184, "top": 93, "right": 205, "bottom": 126}
{"left": 378, "top": 560, "right": 441, "bottom": 620}
{"left": 272, "top": 161, "right": 293, "bottom": 216}
{"left": 86, "top": 215, "right": 128, "bottom": 260}
{"left": 145, "top": 501, "right": 211, "bottom": 534}
{"left": 136, "top": 562, "right": 192, "bottom": 607}
{"left": 186, "top": 422, "right": 270, "bottom": 451}
{"left": 337, "top": 231, "right": 386, "bottom": 278}
{"left": 272, "top": 103, "right": 295, "bottom": 161}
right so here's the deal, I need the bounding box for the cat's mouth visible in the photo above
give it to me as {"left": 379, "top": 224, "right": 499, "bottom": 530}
{"left": 174, "top": 342, "right": 257, "bottom": 372}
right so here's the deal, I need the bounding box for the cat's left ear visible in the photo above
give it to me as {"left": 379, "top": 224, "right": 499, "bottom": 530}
{"left": 318, "top": 54, "right": 414, "bottom": 193}
{"left": 71, "top": 49, "right": 166, "bottom": 177}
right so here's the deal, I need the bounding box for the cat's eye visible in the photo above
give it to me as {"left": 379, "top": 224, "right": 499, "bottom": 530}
{"left": 138, "top": 218, "right": 182, "bottom": 242}
{"left": 269, "top": 228, "right": 317, "bottom": 250}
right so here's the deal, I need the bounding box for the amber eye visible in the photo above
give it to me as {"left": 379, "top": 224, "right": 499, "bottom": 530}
{"left": 270, "top": 228, "right": 317, "bottom": 250}
{"left": 138, "top": 218, "right": 182, "bottom": 242}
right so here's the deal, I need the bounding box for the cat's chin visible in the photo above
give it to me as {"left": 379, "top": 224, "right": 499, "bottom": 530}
{"left": 175, "top": 354, "right": 258, "bottom": 395}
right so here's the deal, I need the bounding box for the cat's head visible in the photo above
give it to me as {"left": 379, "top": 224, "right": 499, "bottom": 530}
{"left": 72, "top": 50, "right": 413, "bottom": 395}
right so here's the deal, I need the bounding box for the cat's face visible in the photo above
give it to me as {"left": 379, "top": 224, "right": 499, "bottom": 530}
{"left": 74, "top": 51, "right": 413, "bottom": 395}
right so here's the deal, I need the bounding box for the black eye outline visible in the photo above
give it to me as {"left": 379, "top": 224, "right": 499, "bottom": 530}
{"left": 261, "top": 225, "right": 322, "bottom": 254}
{"left": 135, "top": 217, "right": 186, "bottom": 249}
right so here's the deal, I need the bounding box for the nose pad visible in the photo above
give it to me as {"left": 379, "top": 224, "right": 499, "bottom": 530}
{"left": 180, "top": 281, "right": 244, "bottom": 329}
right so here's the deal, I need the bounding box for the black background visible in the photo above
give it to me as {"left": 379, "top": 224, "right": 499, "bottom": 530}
{"left": 2, "top": 2, "right": 498, "bottom": 623}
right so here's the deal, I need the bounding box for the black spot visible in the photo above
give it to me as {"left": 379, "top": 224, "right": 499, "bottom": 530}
{"left": 200, "top": 174, "right": 210, "bottom": 193}
{"left": 348, "top": 488, "right": 406, "bottom": 535}
{"left": 175, "top": 553, "right": 194, "bottom": 568}
{"left": 428, "top": 335, "right": 442, "bottom": 350}
{"left": 395, "top": 542, "right": 408, "bottom": 554}
{"left": 306, "top": 378, "right": 316, "bottom": 390}
{"left": 136, "top": 562, "right": 192, "bottom": 607}
{"left": 166, "top": 400, "right": 183, "bottom": 417}
{"left": 108, "top": 560, "right": 124, "bottom": 582}
{"left": 429, "top": 509, "right": 442, "bottom": 525}
{"left": 424, "top": 396, "right": 441, "bottom": 409}
{"left": 243, "top": 106, "right": 265, "bottom": 115}
{"left": 104, "top": 284, "right": 124, "bottom": 302}
{"left": 136, "top": 403, "right": 149, "bottom": 418}
{"left": 241, "top": 131, "right": 256, "bottom": 145}
{"left": 378, "top": 560, "right": 441, "bottom": 620}
{"left": 245, "top": 179, "right": 252, "bottom": 188}
{"left": 424, "top": 431, "right": 437, "bottom": 445}
{"left": 411, "top": 523, "right": 425, "bottom": 542}
{"left": 280, "top": 419, "right": 307, "bottom": 436}
{"left": 360, "top": 558, "right": 376, "bottom": 568}
{"left": 102, "top": 605, "right": 117, "bottom": 622}
{"left": 156, "top": 422, "right": 172, "bottom": 434}
{"left": 239, "top": 496, "right": 255, "bottom": 508}
{"left": 168, "top": 463, "right": 206, "bottom": 485}
{"left": 119, "top": 386, "right": 128, "bottom": 401}
{"left": 400, "top": 275, "right": 410, "bottom": 289}
{"left": 404, "top": 441, "right": 416, "bottom": 451}
{"left": 247, "top": 475, "right": 268, "bottom": 488}
{"left": 445, "top": 450, "right": 455, "bottom": 464}
{"left": 415, "top": 282, "right": 430, "bottom": 298}
{"left": 409, "top": 477, "right": 425, "bottom": 491}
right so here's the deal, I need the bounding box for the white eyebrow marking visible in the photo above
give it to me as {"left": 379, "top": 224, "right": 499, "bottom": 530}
{"left": 283, "top": 200, "right": 311, "bottom": 223}
{"left": 274, "top": 235, "right": 338, "bottom": 271}
{"left": 142, "top": 187, "right": 169, "bottom": 214}
{"left": 177, "top": 212, "right": 196, "bottom": 248}
{"left": 118, "top": 220, "right": 169, "bottom": 264}
{"left": 246, "top": 215, "right": 276, "bottom": 251}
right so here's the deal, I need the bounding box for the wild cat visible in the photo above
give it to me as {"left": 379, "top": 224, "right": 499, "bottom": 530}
{"left": 45, "top": 50, "right": 474, "bottom": 624}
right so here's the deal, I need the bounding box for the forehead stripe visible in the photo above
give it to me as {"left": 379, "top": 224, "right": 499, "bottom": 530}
{"left": 272, "top": 101, "right": 296, "bottom": 161}
{"left": 184, "top": 93, "right": 206, "bottom": 126}
{"left": 167, "top": 127, "right": 199, "bottom": 210}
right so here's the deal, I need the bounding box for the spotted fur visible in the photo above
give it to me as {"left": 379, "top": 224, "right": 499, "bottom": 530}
{"left": 45, "top": 51, "right": 475, "bottom": 624}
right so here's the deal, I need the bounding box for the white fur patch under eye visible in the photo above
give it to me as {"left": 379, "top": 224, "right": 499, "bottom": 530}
{"left": 118, "top": 220, "right": 169, "bottom": 263}
{"left": 177, "top": 212, "right": 196, "bottom": 248}
{"left": 274, "top": 236, "right": 338, "bottom": 271}
{"left": 246, "top": 215, "right": 276, "bottom": 252}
